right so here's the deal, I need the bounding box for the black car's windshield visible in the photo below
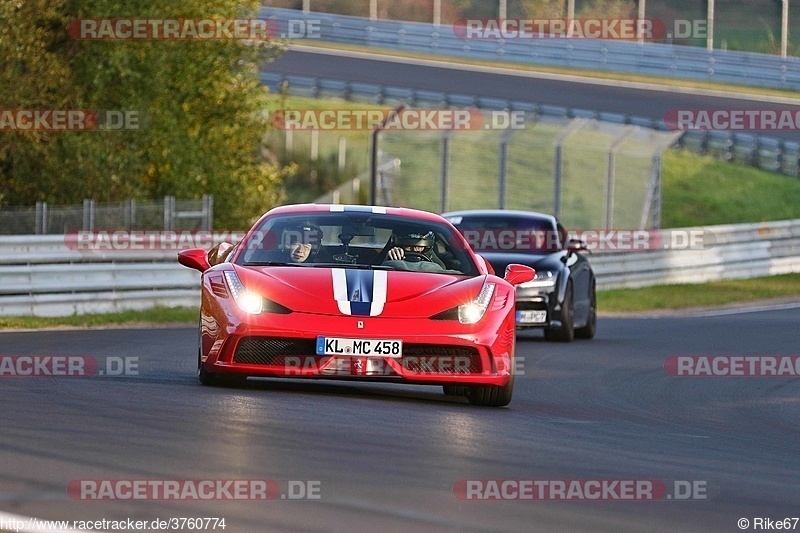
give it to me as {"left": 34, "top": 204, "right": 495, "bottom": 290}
{"left": 446, "top": 215, "right": 563, "bottom": 253}
{"left": 236, "top": 212, "right": 478, "bottom": 276}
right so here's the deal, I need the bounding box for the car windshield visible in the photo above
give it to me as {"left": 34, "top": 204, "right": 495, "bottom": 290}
{"left": 447, "top": 215, "right": 563, "bottom": 253}
{"left": 235, "top": 211, "right": 478, "bottom": 276}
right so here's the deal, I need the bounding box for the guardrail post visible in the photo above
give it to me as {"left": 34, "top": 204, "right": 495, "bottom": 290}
{"left": 302, "top": 0, "right": 310, "bottom": 14}
{"left": 164, "top": 196, "right": 175, "bottom": 231}
{"left": 83, "top": 199, "right": 95, "bottom": 231}
{"left": 440, "top": 130, "right": 450, "bottom": 213}
{"left": 433, "top": 0, "right": 441, "bottom": 26}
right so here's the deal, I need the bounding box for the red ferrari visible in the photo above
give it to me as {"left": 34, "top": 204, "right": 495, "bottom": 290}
{"left": 178, "top": 204, "right": 534, "bottom": 407}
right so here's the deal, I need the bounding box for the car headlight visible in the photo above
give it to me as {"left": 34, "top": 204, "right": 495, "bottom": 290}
{"left": 224, "top": 271, "right": 263, "bottom": 314}
{"left": 518, "top": 271, "right": 556, "bottom": 290}
{"left": 458, "top": 283, "right": 495, "bottom": 324}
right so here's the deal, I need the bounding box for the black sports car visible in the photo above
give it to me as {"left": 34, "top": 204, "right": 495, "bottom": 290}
{"left": 443, "top": 210, "right": 596, "bottom": 342}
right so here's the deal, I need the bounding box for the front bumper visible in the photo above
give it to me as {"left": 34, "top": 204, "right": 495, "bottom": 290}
{"left": 514, "top": 291, "right": 560, "bottom": 329}
{"left": 201, "top": 307, "right": 515, "bottom": 387}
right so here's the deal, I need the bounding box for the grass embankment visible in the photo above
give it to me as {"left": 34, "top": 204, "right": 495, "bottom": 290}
{"left": 598, "top": 274, "right": 800, "bottom": 312}
{"left": 0, "top": 307, "right": 197, "bottom": 330}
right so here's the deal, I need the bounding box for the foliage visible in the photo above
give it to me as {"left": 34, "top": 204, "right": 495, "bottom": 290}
{"left": 0, "top": 0, "right": 290, "bottom": 228}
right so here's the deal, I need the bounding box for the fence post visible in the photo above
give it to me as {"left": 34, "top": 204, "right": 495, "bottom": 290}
{"left": 35, "top": 201, "right": 47, "bottom": 235}
{"left": 311, "top": 129, "right": 319, "bottom": 161}
{"left": 440, "top": 130, "right": 450, "bottom": 213}
{"left": 338, "top": 137, "right": 347, "bottom": 172}
{"left": 202, "top": 194, "right": 213, "bottom": 231}
{"left": 83, "top": 199, "right": 95, "bottom": 231}
{"left": 125, "top": 199, "right": 136, "bottom": 229}
{"left": 164, "top": 196, "right": 175, "bottom": 231}
{"left": 497, "top": 128, "right": 512, "bottom": 209}
{"left": 605, "top": 126, "right": 634, "bottom": 229}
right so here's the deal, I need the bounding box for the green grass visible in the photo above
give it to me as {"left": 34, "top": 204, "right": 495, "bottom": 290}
{"left": 661, "top": 150, "right": 800, "bottom": 228}
{"left": 598, "top": 274, "right": 800, "bottom": 312}
{"left": 0, "top": 307, "right": 197, "bottom": 330}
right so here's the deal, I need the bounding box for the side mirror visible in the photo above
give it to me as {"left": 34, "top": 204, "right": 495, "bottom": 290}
{"left": 208, "top": 242, "right": 234, "bottom": 267}
{"left": 178, "top": 248, "right": 211, "bottom": 272}
{"left": 567, "top": 238, "right": 588, "bottom": 253}
{"left": 504, "top": 264, "right": 535, "bottom": 286}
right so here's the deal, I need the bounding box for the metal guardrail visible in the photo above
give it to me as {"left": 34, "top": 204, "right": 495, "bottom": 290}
{"left": 261, "top": 7, "right": 800, "bottom": 91}
{"left": 591, "top": 219, "right": 800, "bottom": 289}
{"left": 1, "top": 219, "right": 799, "bottom": 316}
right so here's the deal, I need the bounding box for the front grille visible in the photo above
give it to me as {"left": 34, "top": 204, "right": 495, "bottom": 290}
{"left": 401, "top": 344, "right": 482, "bottom": 374}
{"left": 233, "top": 338, "right": 483, "bottom": 374}
{"left": 234, "top": 337, "right": 316, "bottom": 365}
{"left": 516, "top": 300, "right": 548, "bottom": 311}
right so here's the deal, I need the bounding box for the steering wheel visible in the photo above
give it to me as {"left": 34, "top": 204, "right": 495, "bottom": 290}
{"left": 402, "top": 251, "right": 433, "bottom": 262}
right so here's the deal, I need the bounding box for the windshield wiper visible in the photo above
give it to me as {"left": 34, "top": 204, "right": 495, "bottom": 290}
{"left": 242, "top": 261, "right": 297, "bottom": 267}
{"left": 310, "top": 263, "right": 395, "bottom": 271}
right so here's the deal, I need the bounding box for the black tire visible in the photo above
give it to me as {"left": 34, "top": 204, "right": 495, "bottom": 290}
{"left": 199, "top": 364, "right": 246, "bottom": 387}
{"left": 443, "top": 385, "right": 469, "bottom": 396}
{"left": 575, "top": 281, "right": 597, "bottom": 340}
{"left": 544, "top": 284, "right": 575, "bottom": 342}
{"left": 466, "top": 375, "right": 514, "bottom": 407}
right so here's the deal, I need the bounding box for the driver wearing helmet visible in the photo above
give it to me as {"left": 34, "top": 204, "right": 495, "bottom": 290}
{"left": 387, "top": 231, "right": 435, "bottom": 261}
{"left": 281, "top": 222, "right": 323, "bottom": 263}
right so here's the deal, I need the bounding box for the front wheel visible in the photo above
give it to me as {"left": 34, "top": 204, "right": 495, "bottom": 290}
{"left": 198, "top": 344, "right": 245, "bottom": 387}
{"left": 467, "top": 375, "right": 514, "bottom": 407}
{"left": 544, "top": 284, "right": 574, "bottom": 342}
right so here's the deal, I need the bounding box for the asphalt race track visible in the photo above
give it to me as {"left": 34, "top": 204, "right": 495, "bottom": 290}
{"left": 1, "top": 308, "right": 798, "bottom": 532}
{"left": 266, "top": 48, "right": 800, "bottom": 142}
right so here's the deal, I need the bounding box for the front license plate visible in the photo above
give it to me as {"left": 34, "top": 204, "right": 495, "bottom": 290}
{"left": 516, "top": 310, "right": 547, "bottom": 324}
{"left": 316, "top": 337, "right": 403, "bottom": 357}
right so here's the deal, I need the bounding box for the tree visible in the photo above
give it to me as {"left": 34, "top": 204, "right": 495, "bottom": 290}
{"left": 0, "top": 0, "right": 290, "bottom": 228}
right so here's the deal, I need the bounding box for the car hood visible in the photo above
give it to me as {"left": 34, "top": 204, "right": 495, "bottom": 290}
{"left": 477, "top": 252, "right": 564, "bottom": 275}
{"left": 235, "top": 265, "right": 487, "bottom": 319}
